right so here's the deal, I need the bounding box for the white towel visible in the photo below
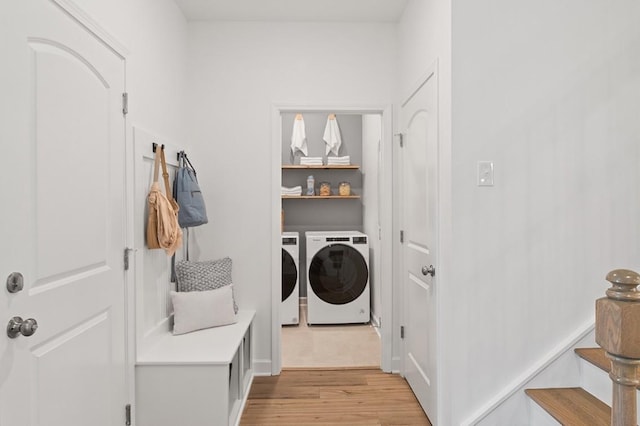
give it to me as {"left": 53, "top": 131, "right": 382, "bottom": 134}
{"left": 290, "top": 114, "right": 307, "bottom": 156}
{"left": 323, "top": 115, "right": 342, "bottom": 156}
{"left": 281, "top": 186, "right": 302, "bottom": 196}
{"left": 327, "top": 155, "right": 350, "bottom": 165}
{"left": 300, "top": 157, "right": 323, "bottom": 165}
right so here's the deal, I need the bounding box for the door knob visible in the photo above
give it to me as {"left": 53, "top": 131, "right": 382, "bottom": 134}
{"left": 421, "top": 265, "right": 435, "bottom": 277}
{"left": 7, "top": 316, "right": 38, "bottom": 338}
{"left": 6, "top": 272, "right": 24, "bottom": 293}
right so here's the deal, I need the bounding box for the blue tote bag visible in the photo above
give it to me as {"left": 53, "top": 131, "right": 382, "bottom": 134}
{"left": 173, "top": 151, "right": 208, "bottom": 228}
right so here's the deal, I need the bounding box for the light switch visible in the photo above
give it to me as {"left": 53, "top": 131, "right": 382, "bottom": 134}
{"left": 477, "top": 161, "right": 494, "bottom": 186}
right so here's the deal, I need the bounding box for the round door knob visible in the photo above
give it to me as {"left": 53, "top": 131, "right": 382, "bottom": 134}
{"left": 7, "top": 316, "right": 38, "bottom": 338}
{"left": 6, "top": 272, "right": 24, "bottom": 293}
{"left": 421, "top": 265, "right": 435, "bottom": 277}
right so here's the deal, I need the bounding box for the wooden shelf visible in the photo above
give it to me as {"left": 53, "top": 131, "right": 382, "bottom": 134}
{"left": 282, "top": 165, "right": 359, "bottom": 170}
{"left": 282, "top": 195, "right": 360, "bottom": 199}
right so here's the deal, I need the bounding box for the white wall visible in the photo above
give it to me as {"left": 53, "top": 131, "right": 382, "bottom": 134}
{"left": 72, "top": 0, "right": 188, "bottom": 144}
{"left": 186, "top": 21, "right": 396, "bottom": 372}
{"left": 450, "top": 1, "right": 640, "bottom": 424}
{"left": 69, "top": 0, "right": 189, "bottom": 354}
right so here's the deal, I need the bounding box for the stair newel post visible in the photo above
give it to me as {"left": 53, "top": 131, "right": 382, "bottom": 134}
{"left": 595, "top": 269, "right": 640, "bottom": 426}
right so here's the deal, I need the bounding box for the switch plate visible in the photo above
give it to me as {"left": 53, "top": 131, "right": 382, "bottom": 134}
{"left": 477, "top": 161, "right": 494, "bottom": 186}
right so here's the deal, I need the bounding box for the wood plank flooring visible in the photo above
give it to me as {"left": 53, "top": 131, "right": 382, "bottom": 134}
{"left": 240, "top": 368, "right": 432, "bottom": 426}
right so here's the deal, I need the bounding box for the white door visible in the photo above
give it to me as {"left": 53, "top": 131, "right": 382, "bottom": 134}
{"left": 0, "top": 1, "right": 127, "bottom": 425}
{"left": 400, "top": 70, "right": 439, "bottom": 421}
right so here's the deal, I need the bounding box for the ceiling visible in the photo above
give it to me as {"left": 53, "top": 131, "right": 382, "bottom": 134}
{"left": 173, "top": 0, "right": 409, "bottom": 22}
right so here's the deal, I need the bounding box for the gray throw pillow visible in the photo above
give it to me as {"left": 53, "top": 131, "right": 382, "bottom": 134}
{"left": 175, "top": 257, "right": 238, "bottom": 313}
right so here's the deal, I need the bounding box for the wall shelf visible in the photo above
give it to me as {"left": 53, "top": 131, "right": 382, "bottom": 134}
{"left": 282, "top": 165, "right": 359, "bottom": 170}
{"left": 282, "top": 195, "right": 360, "bottom": 199}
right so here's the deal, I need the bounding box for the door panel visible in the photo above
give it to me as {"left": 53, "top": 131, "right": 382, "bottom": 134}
{"left": 33, "top": 313, "right": 112, "bottom": 425}
{"left": 33, "top": 39, "right": 110, "bottom": 280}
{"left": 1, "top": 2, "right": 126, "bottom": 425}
{"left": 401, "top": 70, "right": 438, "bottom": 421}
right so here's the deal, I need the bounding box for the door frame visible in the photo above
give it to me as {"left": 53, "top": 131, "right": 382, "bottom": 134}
{"left": 396, "top": 60, "right": 443, "bottom": 423}
{"left": 270, "top": 104, "right": 394, "bottom": 374}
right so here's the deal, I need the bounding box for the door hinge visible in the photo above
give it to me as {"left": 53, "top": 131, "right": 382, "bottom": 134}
{"left": 122, "top": 92, "right": 128, "bottom": 116}
{"left": 400, "top": 325, "right": 405, "bottom": 339}
{"left": 400, "top": 230, "right": 404, "bottom": 243}
{"left": 123, "top": 248, "right": 132, "bottom": 271}
{"left": 125, "top": 404, "right": 131, "bottom": 425}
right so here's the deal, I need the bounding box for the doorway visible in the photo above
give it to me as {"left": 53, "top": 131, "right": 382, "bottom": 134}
{"left": 271, "top": 106, "right": 393, "bottom": 373}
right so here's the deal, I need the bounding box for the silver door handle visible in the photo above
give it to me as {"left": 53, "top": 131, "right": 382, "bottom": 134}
{"left": 421, "top": 265, "right": 435, "bottom": 277}
{"left": 7, "top": 316, "right": 38, "bottom": 338}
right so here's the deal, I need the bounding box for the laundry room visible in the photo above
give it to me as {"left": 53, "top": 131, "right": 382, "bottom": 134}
{"left": 280, "top": 111, "right": 384, "bottom": 368}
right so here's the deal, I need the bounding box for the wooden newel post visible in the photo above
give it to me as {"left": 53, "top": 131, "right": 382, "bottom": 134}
{"left": 595, "top": 269, "right": 640, "bottom": 426}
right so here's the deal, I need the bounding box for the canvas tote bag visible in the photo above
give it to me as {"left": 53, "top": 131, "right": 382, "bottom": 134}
{"left": 174, "top": 151, "right": 208, "bottom": 228}
{"left": 146, "top": 146, "right": 183, "bottom": 256}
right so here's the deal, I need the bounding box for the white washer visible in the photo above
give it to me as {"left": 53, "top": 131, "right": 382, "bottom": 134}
{"left": 305, "top": 231, "right": 370, "bottom": 325}
{"left": 281, "top": 232, "right": 300, "bottom": 325}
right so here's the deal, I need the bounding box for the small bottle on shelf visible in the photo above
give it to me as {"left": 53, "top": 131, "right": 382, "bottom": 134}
{"left": 306, "top": 175, "right": 315, "bottom": 196}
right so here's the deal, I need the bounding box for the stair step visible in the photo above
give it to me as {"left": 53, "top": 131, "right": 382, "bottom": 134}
{"left": 525, "top": 387, "right": 610, "bottom": 426}
{"left": 575, "top": 348, "right": 610, "bottom": 373}
{"left": 576, "top": 347, "right": 640, "bottom": 392}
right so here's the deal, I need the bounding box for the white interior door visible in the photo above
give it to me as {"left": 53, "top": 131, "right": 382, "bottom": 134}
{"left": 0, "top": 1, "right": 127, "bottom": 425}
{"left": 400, "top": 70, "right": 439, "bottom": 421}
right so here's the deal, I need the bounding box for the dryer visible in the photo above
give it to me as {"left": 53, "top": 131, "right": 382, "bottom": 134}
{"left": 281, "top": 232, "right": 300, "bottom": 325}
{"left": 305, "top": 231, "right": 370, "bottom": 325}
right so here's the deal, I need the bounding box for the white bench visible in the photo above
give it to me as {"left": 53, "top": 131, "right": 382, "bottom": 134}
{"left": 135, "top": 310, "right": 255, "bottom": 426}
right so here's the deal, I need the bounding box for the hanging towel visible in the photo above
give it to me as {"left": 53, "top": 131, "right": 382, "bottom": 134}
{"left": 290, "top": 114, "right": 308, "bottom": 156}
{"left": 323, "top": 114, "right": 342, "bottom": 156}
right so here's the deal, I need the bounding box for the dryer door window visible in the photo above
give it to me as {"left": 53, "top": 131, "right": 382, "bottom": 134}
{"left": 308, "top": 244, "right": 368, "bottom": 305}
{"left": 282, "top": 248, "right": 297, "bottom": 302}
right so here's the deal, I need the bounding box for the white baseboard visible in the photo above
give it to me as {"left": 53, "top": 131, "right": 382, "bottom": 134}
{"left": 392, "top": 355, "right": 402, "bottom": 374}
{"left": 253, "top": 359, "right": 272, "bottom": 376}
{"left": 370, "top": 314, "right": 381, "bottom": 329}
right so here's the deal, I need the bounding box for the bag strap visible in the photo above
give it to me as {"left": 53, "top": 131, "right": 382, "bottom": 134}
{"left": 152, "top": 145, "right": 161, "bottom": 183}
{"left": 183, "top": 153, "right": 197, "bottom": 177}
{"left": 177, "top": 151, "right": 184, "bottom": 169}
{"left": 160, "top": 146, "right": 174, "bottom": 201}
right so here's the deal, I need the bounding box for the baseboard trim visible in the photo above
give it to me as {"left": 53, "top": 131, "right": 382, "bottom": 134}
{"left": 370, "top": 314, "right": 381, "bottom": 329}
{"left": 460, "top": 319, "right": 595, "bottom": 426}
{"left": 391, "top": 355, "right": 402, "bottom": 374}
{"left": 253, "top": 359, "right": 273, "bottom": 376}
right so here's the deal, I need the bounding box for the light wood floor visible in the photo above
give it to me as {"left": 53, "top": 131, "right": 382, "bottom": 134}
{"left": 240, "top": 368, "right": 432, "bottom": 426}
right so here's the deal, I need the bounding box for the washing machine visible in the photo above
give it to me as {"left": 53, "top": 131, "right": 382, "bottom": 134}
{"left": 281, "top": 232, "right": 300, "bottom": 325}
{"left": 305, "top": 231, "right": 370, "bottom": 325}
